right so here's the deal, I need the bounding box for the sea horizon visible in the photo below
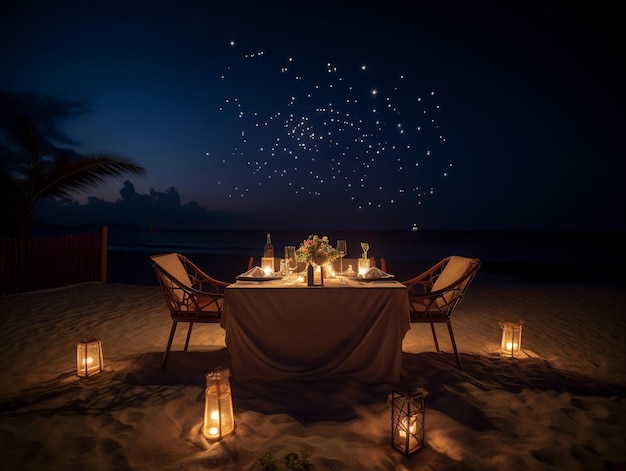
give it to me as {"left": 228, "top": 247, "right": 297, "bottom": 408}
{"left": 64, "top": 224, "right": 624, "bottom": 287}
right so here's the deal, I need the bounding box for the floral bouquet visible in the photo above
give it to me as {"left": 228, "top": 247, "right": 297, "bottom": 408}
{"left": 296, "top": 234, "right": 339, "bottom": 266}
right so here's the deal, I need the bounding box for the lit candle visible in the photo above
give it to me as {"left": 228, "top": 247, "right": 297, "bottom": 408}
{"left": 395, "top": 416, "right": 420, "bottom": 452}
{"left": 261, "top": 257, "right": 274, "bottom": 275}
{"left": 77, "top": 339, "right": 104, "bottom": 377}
{"left": 398, "top": 417, "right": 416, "bottom": 438}
{"left": 313, "top": 265, "right": 322, "bottom": 285}
{"left": 208, "top": 410, "right": 220, "bottom": 436}
{"left": 203, "top": 368, "right": 234, "bottom": 440}
{"left": 500, "top": 320, "right": 523, "bottom": 358}
{"left": 358, "top": 258, "right": 370, "bottom": 277}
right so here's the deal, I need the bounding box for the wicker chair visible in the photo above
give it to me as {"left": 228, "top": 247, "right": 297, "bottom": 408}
{"left": 401, "top": 255, "right": 481, "bottom": 369}
{"left": 150, "top": 253, "right": 230, "bottom": 369}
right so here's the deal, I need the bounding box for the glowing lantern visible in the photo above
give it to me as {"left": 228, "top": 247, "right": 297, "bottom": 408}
{"left": 203, "top": 368, "right": 235, "bottom": 440}
{"left": 76, "top": 338, "right": 104, "bottom": 377}
{"left": 500, "top": 320, "right": 523, "bottom": 358}
{"left": 261, "top": 257, "right": 274, "bottom": 275}
{"left": 391, "top": 388, "right": 426, "bottom": 455}
{"left": 358, "top": 258, "right": 371, "bottom": 277}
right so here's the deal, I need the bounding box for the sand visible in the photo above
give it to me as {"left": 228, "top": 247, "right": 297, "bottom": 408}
{"left": 1, "top": 273, "right": 625, "bottom": 470}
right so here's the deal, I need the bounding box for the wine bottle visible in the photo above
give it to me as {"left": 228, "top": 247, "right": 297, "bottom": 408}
{"left": 263, "top": 233, "right": 274, "bottom": 258}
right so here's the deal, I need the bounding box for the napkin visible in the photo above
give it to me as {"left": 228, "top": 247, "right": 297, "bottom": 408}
{"left": 364, "top": 267, "right": 393, "bottom": 279}
{"left": 238, "top": 266, "right": 268, "bottom": 278}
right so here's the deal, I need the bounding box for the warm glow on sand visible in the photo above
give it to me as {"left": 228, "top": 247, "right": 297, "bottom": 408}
{"left": 1, "top": 275, "right": 624, "bottom": 469}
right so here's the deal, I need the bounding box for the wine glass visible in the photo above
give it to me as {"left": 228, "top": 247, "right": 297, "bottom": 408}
{"left": 336, "top": 240, "right": 347, "bottom": 274}
{"left": 284, "top": 246, "right": 296, "bottom": 278}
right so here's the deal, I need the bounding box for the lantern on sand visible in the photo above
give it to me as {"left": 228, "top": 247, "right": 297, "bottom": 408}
{"left": 499, "top": 320, "right": 523, "bottom": 358}
{"left": 76, "top": 338, "right": 104, "bottom": 377}
{"left": 391, "top": 388, "right": 426, "bottom": 455}
{"left": 203, "top": 367, "right": 235, "bottom": 440}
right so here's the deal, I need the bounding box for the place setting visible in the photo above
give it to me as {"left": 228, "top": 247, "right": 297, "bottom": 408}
{"left": 235, "top": 235, "right": 397, "bottom": 287}
{"left": 235, "top": 266, "right": 283, "bottom": 282}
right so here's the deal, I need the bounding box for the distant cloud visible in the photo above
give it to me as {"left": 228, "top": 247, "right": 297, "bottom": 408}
{"left": 36, "top": 180, "right": 238, "bottom": 228}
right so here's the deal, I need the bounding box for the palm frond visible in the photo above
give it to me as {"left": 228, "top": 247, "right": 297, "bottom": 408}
{"left": 34, "top": 153, "right": 147, "bottom": 201}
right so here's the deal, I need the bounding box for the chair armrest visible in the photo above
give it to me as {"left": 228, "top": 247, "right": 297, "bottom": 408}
{"left": 401, "top": 258, "right": 447, "bottom": 289}
{"left": 187, "top": 284, "right": 225, "bottom": 299}
{"left": 179, "top": 255, "right": 231, "bottom": 293}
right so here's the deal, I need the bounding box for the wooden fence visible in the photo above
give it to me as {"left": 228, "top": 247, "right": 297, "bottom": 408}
{"left": 1, "top": 226, "right": 108, "bottom": 296}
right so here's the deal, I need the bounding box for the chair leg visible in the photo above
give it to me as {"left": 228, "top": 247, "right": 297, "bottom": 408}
{"left": 162, "top": 321, "right": 178, "bottom": 370}
{"left": 430, "top": 323, "right": 440, "bottom": 352}
{"left": 184, "top": 322, "right": 194, "bottom": 351}
{"left": 447, "top": 321, "right": 462, "bottom": 369}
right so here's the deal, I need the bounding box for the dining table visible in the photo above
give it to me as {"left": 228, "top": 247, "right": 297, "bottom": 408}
{"left": 220, "top": 275, "right": 411, "bottom": 384}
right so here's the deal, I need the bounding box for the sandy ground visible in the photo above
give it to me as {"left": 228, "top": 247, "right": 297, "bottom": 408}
{"left": 1, "top": 273, "right": 625, "bottom": 470}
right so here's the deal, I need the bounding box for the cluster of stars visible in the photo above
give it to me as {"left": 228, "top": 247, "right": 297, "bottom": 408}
{"left": 206, "top": 41, "right": 452, "bottom": 212}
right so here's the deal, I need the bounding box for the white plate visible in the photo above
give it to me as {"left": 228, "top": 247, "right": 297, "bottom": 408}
{"left": 236, "top": 276, "right": 283, "bottom": 282}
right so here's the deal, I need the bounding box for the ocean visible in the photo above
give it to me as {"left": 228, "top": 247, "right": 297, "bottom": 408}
{"left": 104, "top": 226, "right": 625, "bottom": 286}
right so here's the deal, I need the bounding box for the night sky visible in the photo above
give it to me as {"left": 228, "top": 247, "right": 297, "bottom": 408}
{"left": 1, "top": 1, "right": 623, "bottom": 231}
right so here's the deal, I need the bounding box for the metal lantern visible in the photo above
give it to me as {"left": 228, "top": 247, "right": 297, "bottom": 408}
{"left": 306, "top": 263, "right": 324, "bottom": 286}
{"left": 500, "top": 320, "right": 523, "bottom": 358}
{"left": 261, "top": 257, "right": 274, "bottom": 275}
{"left": 203, "top": 367, "right": 235, "bottom": 440}
{"left": 76, "top": 338, "right": 104, "bottom": 377}
{"left": 391, "top": 389, "right": 426, "bottom": 455}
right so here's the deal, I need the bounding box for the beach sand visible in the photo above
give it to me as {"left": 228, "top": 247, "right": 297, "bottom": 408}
{"left": 1, "top": 272, "right": 625, "bottom": 470}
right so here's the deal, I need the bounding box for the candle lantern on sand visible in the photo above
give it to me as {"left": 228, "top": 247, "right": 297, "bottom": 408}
{"left": 499, "top": 320, "right": 523, "bottom": 358}
{"left": 76, "top": 338, "right": 104, "bottom": 377}
{"left": 203, "top": 368, "right": 235, "bottom": 440}
{"left": 391, "top": 388, "right": 426, "bottom": 455}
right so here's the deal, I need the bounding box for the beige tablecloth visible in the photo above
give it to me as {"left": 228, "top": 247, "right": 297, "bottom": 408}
{"left": 221, "top": 278, "right": 410, "bottom": 384}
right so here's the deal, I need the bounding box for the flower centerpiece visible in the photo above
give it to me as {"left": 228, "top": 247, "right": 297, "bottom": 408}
{"left": 296, "top": 234, "right": 339, "bottom": 266}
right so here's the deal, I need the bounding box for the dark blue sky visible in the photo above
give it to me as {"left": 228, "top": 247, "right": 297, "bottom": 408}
{"left": 1, "top": 1, "right": 623, "bottom": 231}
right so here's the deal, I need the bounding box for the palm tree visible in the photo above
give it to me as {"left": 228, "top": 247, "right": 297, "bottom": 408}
{"left": 0, "top": 113, "right": 146, "bottom": 237}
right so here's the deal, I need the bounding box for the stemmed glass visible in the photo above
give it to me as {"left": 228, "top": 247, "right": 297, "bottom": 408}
{"left": 336, "top": 240, "right": 347, "bottom": 274}
{"left": 284, "top": 246, "right": 296, "bottom": 278}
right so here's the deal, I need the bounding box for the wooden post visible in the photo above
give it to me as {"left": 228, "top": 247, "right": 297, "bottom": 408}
{"left": 100, "top": 225, "right": 108, "bottom": 283}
